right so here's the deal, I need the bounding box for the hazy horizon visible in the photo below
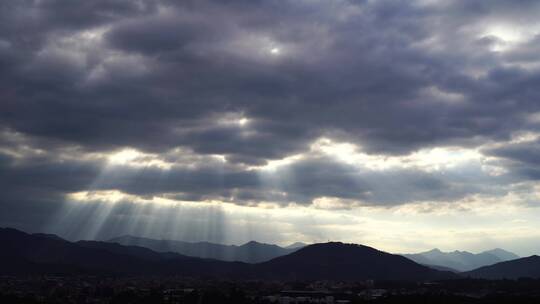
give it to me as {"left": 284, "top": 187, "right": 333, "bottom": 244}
{"left": 4, "top": 225, "right": 525, "bottom": 258}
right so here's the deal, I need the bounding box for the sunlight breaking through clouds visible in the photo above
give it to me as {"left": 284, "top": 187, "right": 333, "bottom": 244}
{"left": 106, "top": 148, "right": 172, "bottom": 169}
{"left": 3, "top": 0, "right": 540, "bottom": 257}
{"left": 482, "top": 23, "right": 540, "bottom": 52}
{"left": 60, "top": 187, "right": 540, "bottom": 256}
{"left": 312, "top": 138, "right": 489, "bottom": 173}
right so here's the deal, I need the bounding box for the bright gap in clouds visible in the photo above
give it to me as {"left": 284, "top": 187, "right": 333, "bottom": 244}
{"left": 310, "top": 138, "right": 487, "bottom": 172}
{"left": 108, "top": 148, "right": 141, "bottom": 165}
{"left": 106, "top": 148, "right": 173, "bottom": 169}
{"left": 482, "top": 23, "right": 540, "bottom": 52}
{"left": 269, "top": 47, "right": 281, "bottom": 55}
{"left": 31, "top": 128, "right": 540, "bottom": 256}
{"left": 56, "top": 187, "right": 540, "bottom": 256}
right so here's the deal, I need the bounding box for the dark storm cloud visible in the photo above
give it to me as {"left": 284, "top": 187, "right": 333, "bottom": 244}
{"left": 0, "top": 0, "right": 522, "bottom": 157}
{"left": 484, "top": 139, "right": 540, "bottom": 180}
{"left": 258, "top": 155, "right": 510, "bottom": 206}
{"left": 487, "top": 140, "right": 540, "bottom": 167}
{"left": 1, "top": 0, "right": 540, "bottom": 230}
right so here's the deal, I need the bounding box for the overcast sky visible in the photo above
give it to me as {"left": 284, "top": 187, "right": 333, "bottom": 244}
{"left": 2, "top": 0, "right": 540, "bottom": 256}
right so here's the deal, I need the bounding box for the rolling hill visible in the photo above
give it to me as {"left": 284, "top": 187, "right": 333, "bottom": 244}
{"left": 257, "top": 242, "right": 457, "bottom": 281}
{"left": 0, "top": 228, "right": 457, "bottom": 281}
{"left": 108, "top": 235, "right": 297, "bottom": 263}
{"left": 402, "top": 248, "right": 519, "bottom": 271}
{"left": 0, "top": 228, "right": 251, "bottom": 277}
{"left": 464, "top": 255, "right": 540, "bottom": 279}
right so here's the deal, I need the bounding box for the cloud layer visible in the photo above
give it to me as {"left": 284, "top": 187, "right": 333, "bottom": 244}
{"left": 2, "top": 0, "right": 540, "bottom": 251}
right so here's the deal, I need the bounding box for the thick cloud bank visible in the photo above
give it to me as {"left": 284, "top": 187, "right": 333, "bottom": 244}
{"left": 1, "top": 1, "right": 540, "bottom": 246}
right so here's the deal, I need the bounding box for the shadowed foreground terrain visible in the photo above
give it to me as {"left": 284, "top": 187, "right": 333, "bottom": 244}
{"left": 2, "top": 276, "right": 540, "bottom": 303}
{"left": 3, "top": 227, "right": 540, "bottom": 303}
{"left": 0, "top": 228, "right": 455, "bottom": 281}
{"left": 108, "top": 235, "right": 300, "bottom": 263}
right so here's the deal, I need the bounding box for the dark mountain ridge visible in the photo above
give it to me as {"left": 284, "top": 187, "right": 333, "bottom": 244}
{"left": 0, "top": 228, "right": 251, "bottom": 277}
{"left": 402, "top": 248, "right": 520, "bottom": 271}
{"left": 108, "top": 235, "right": 296, "bottom": 263}
{"left": 258, "top": 242, "right": 457, "bottom": 281}
{"left": 1, "top": 228, "right": 455, "bottom": 281}
{"left": 464, "top": 255, "right": 540, "bottom": 279}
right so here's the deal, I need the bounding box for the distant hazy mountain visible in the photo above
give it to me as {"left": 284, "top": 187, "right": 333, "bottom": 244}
{"left": 286, "top": 242, "right": 308, "bottom": 249}
{"left": 464, "top": 255, "right": 540, "bottom": 279}
{"left": 0, "top": 228, "right": 251, "bottom": 277}
{"left": 258, "top": 242, "right": 457, "bottom": 281}
{"left": 483, "top": 248, "right": 520, "bottom": 261}
{"left": 0, "top": 228, "right": 457, "bottom": 281}
{"left": 108, "top": 235, "right": 298, "bottom": 263}
{"left": 402, "top": 248, "right": 520, "bottom": 272}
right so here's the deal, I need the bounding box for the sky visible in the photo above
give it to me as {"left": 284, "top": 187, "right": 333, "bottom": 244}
{"left": 2, "top": 0, "right": 540, "bottom": 256}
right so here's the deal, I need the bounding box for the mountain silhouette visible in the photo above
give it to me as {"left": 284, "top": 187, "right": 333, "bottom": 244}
{"left": 402, "top": 248, "right": 519, "bottom": 271}
{"left": 1, "top": 228, "right": 157, "bottom": 275}
{"left": 76, "top": 240, "right": 185, "bottom": 261}
{"left": 257, "top": 242, "right": 457, "bottom": 281}
{"left": 464, "top": 255, "right": 540, "bottom": 279}
{"left": 0, "top": 228, "right": 250, "bottom": 276}
{"left": 108, "top": 235, "right": 297, "bottom": 263}
{"left": 32, "top": 233, "right": 66, "bottom": 241}
{"left": 483, "top": 248, "right": 520, "bottom": 261}
{"left": 0, "top": 228, "right": 457, "bottom": 281}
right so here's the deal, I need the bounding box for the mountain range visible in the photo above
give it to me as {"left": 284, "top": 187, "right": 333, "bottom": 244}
{"left": 402, "top": 248, "right": 520, "bottom": 272}
{"left": 0, "top": 228, "right": 454, "bottom": 281}
{"left": 464, "top": 255, "right": 540, "bottom": 279}
{"left": 108, "top": 235, "right": 302, "bottom": 263}
{"left": 110, "top": 235, "right": 519, "bottom": 271}
{"left": 3, "top": 227, "right": 538, "bottom": 281}
{"left": 257, "top": 242, "right": 455, "bottom": 281}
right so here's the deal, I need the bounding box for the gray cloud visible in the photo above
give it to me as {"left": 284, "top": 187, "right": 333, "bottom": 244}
{"left": 1, "top": 0, "right": 540, "bottom": 235}
{"left": 0, "top": 144, "right": 508, "bottom": 212}
{"left": 4, "top": 0, "right": 540, "bottom": 158}
{"left": 485, "top": 139, "right": 540, "bottom": 180}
